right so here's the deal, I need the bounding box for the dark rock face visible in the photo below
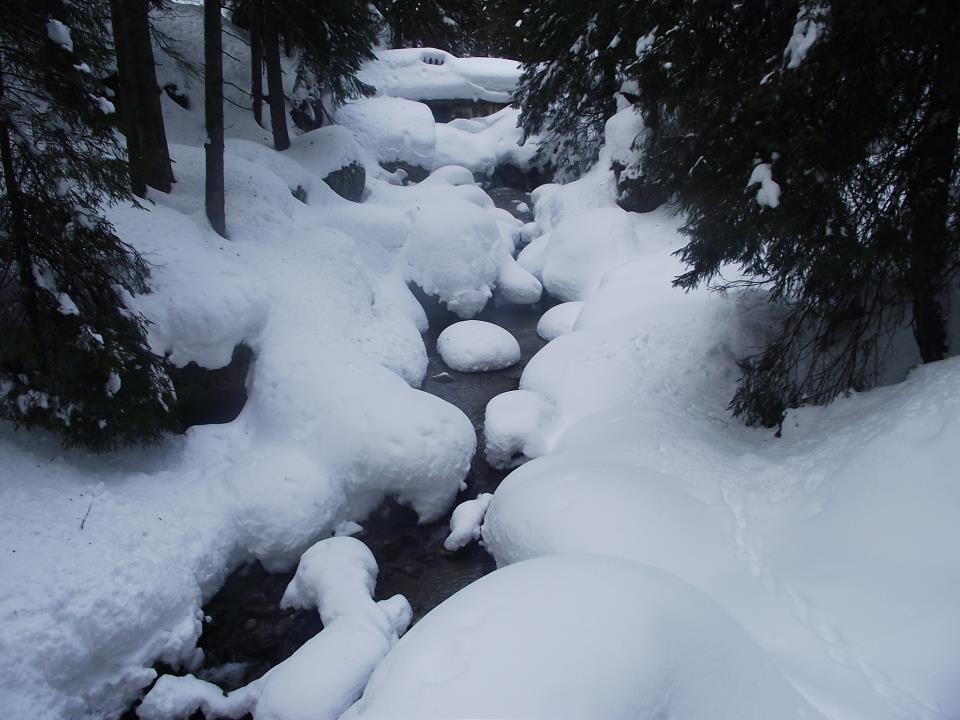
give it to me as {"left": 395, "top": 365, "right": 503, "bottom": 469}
{"left": 382, "top": 160, "right": 430, "bottom": 184}
{"left": 424, "top": 99, "right": 507, "bottom": 123}
{"left": 491, "top": 163, "right": 553, "bottom": 192}
{"left": 169, "top": 344, "right": 252, "bottom": 429}
{"left": 611, "top": 160, "right": 666, "bottom": 213}
{"left": 322, "top": 161, "right": 366, "bottom": 202}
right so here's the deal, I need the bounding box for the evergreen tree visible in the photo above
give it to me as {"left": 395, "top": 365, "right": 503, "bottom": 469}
{"left": 110, "top": 0, "right": 174, "bottom": 197}
{"left": 204, "top": 0, "right": 227, "bottom": 234}
{"left": 514, "top": 0, "right": 638, "bottom": 179}
{"left": 377, "top": 0, "right": 466, "bottom": 54}
{"left": 628, "top": 0, "right": 960, "bottom": 425}
{"left": 0, "top": 0, "right": 177, "bottom": 451}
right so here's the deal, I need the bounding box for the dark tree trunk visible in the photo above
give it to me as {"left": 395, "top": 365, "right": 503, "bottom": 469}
{"left": 250, "top": 0, "right": 264, "bottom": 128}
{"left": 110, "top": 0, "right": 173, "bottom": 196}
{"left": 908, "top": 16, "right": 960, "bottom": 362}
{"left": 204, "top": 0, "right": 227, "bottom": 237}
{"left": 263, "top": 8, "right": 290, "bottom": 151}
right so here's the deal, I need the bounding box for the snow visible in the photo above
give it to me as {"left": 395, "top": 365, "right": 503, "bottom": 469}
{"left": 748, "top": 162, "right": 782, "bottom": 208}
{"left": 140, "top": 537, "right": 412, "bottom": 720}
{"left": 442, "top": 493, "right": 493, "bottom": 551}
{"left": 483, "top": 390, "right": 553, "bottom": 469}
{"left": 334, "top": 96, "right": 436, "bottom": 172}
{"left": 433, "top": 107, "right": 540, "bottom": 178}
{"left": 785, "top": 5, "right": 828, "bottom": 70}
{"left": 536, "top": 301, "right": 584, "bottom": 341}
{"left": 46, "top": 19, "right": 73, "bottom": 52}
{"left": 471, "top": 143, "right": 960, "bottom": 719}
{"left": 357, "top": 48, "right": 521, "bottom": 104}
{"left": 342, "top": 555, "right": 823, "bottom": 720}
{"left": 437, "top": 320, "right": 521, "bottom": 372}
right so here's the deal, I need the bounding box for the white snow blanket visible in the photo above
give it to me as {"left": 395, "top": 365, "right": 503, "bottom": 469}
{"left": 478, "top": 140, "right": 960, "bottom": 720}
{"left": 341, "top": 555, "right": 823, "bottom": 720}
{"left": 358, "top": 48, "right": 520, "bottom": 104}
{"left": 437, "top": 321, "right": 521, "bottom": 372}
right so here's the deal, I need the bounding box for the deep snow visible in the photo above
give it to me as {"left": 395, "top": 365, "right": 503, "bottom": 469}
{"left": 1, "top": 8, "right": 958, "bottom": 720}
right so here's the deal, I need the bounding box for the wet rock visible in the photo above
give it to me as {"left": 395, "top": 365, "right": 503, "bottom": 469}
{"left": 322, "top": 161, "right": 365, "bottom": 202}
{"left": 169, "top": 344, "right": 252, "bottom": 430}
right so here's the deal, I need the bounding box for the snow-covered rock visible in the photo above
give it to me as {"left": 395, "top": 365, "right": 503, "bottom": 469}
{"left": 341, "top": 555, "right": 823, "bottom": 720}
{"left": 140, "top": 537, "right": 412, "bottom": 720}
{"left": 536, "top": 302, "right": 584, "bottom": 341}
{"left": 358, "top": 48, "right": 520, "bottom": 104}
{"left": 334, "top": 96, "right": 436, "bottom": 172}
{"left": 443, "top": 494, "right": 493, "bottom": 551}
{"left": 437, "top": 321, "right": 521, "bottom": 372}
{"left": 483, "top": 390, "right": 552, "bottom": 469}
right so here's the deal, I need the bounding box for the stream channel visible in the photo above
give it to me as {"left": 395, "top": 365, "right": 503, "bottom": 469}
{"left": 135, "top": 185, "right": 554, "bottom": 707}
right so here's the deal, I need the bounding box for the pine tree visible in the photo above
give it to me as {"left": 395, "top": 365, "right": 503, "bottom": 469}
{"left": 110, "top": 0, "right": 174, "bottom": 197}
{"left": 514, "top": 0, "right": 637, "bottom": 179}
{"left": 377, "top": 0, "right": 466, "bottom": 54}
{"left": 0, "top": 0, "right": 177, "bottom": 451}
{"left": 628, "top": 0, "right": 960, "bottom": 425}
{"left": 204, "top": 0, "right": 227, "bottom": 235}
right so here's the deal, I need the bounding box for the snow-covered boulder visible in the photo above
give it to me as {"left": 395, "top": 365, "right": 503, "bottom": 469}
{"left": 357, "top": 48, "right": 520, "bottom": 104}
{"left": 341, "top": 555, "right": 823, "bottom": 720}
{"left": 334, "top": 96, "right": 435, "bottom": 174}
{"left": 536, "top": 302, "right": 584, "bottom": 341}
{"left": 437, "top": 321, "right": 521, "bottom": 372}
{"left": 484, "top": 390, "right": 552, "bottom": 469}
{"left": 443, "top": 493, "right": 493, "bottom": 551}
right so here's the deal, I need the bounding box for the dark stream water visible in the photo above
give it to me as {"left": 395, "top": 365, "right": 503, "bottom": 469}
{"left": 145, "top": 186, "right": 552, "bottom": 701}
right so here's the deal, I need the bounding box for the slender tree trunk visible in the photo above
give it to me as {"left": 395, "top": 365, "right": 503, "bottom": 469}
{"left": 110, "top": 0, "right": 173, "bottom": 196}
{"left": 263, "top": 7, "right": 290, "bottom": 151}
{"left": 908, "top": 18, "right": 960, "bottom": 362}
{"left": 204, "top": 0, "right": 227, "bottom": 237}
{"left": 250, "top": 0, "right": 264, "bottom": 128}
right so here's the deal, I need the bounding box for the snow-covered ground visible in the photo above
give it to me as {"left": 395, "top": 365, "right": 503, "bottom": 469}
{"left": 1, "top": 7, "right": 957, "bottom": 720}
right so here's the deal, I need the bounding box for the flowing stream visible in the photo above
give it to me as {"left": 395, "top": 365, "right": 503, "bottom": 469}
{"left": 175, "top": 185, "right": 551, "bottom": 695}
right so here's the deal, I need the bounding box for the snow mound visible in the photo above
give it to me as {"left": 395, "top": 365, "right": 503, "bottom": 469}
{"left": 536, "top": 301, "right": 584, "bottom": 341}
{"left": 437, "top": 321, "right": 521, "bottom": 372}
{"left": 358, "top": 48, "right": 520, "bottom": 104}
{"left": 341, "top": 556, "right": 822, "bottom": 720}
{"left": 496, "top": 254, "right": 543, "bottom": 305}
{"left": 537, "top": 206, "right": 644, "bottom": 301}
{"left": 433, "top": 107, "right": 539, "bottom": 178}
{"left": 443, "top": 493, "right": 493, "bottom": 551}
{"left": 404, "top": 201, "right": 504, "bottom": 317}
{"left": 483, "top": 390, "right": 553, "bottom": 469}
{"left": 140, "top": 537, "right": 411, "bottom": 720}
{"left": 334, "top": 96, "right": 435, "bottom": 171}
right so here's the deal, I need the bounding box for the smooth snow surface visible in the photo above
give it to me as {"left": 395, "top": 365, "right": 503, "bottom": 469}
{"left": 536, "top": 301, "right": 584, "bottom": 340}
{"left": 437, "top": 321, "right": 521, "bottom": 372}
{"left": 342, "top": 556, "right": 823, "bottom": 720}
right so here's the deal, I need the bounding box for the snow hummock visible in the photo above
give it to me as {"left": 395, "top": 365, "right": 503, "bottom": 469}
{"left": 748, "top": 162, "right": 781, "bottom": 208}
{"left": 443, "top": 493, "right": 493, "bottom": 551}
{"left": 536, "top": 301, "right": 584, "bottom": 341}
{"left": 437, "top": 321, "right": 521, "bottom": 372}
{"left": 341, "top": 556, "right": 823, "bottom": 720}
{"left": 334, "top": 96, "right": 436, "bottom": 171}
{"left": 483, "top": 390, "right": 553, "bottom": 469}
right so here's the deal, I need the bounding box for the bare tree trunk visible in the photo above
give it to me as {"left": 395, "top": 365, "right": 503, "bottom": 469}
{"left": 204, "top": 0, "right": 227, "bottom": 237}
{"left": 250, "top": 0, "right": 264, "bottom": 128}
{"left": 263, "top": 7, "right": 290, "bottom": 151}
{"left": 110, "top": 0, "right": 173, "bottom": 196}
{"left": 908, "top": 14, "right": 960, "bottom": 362}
